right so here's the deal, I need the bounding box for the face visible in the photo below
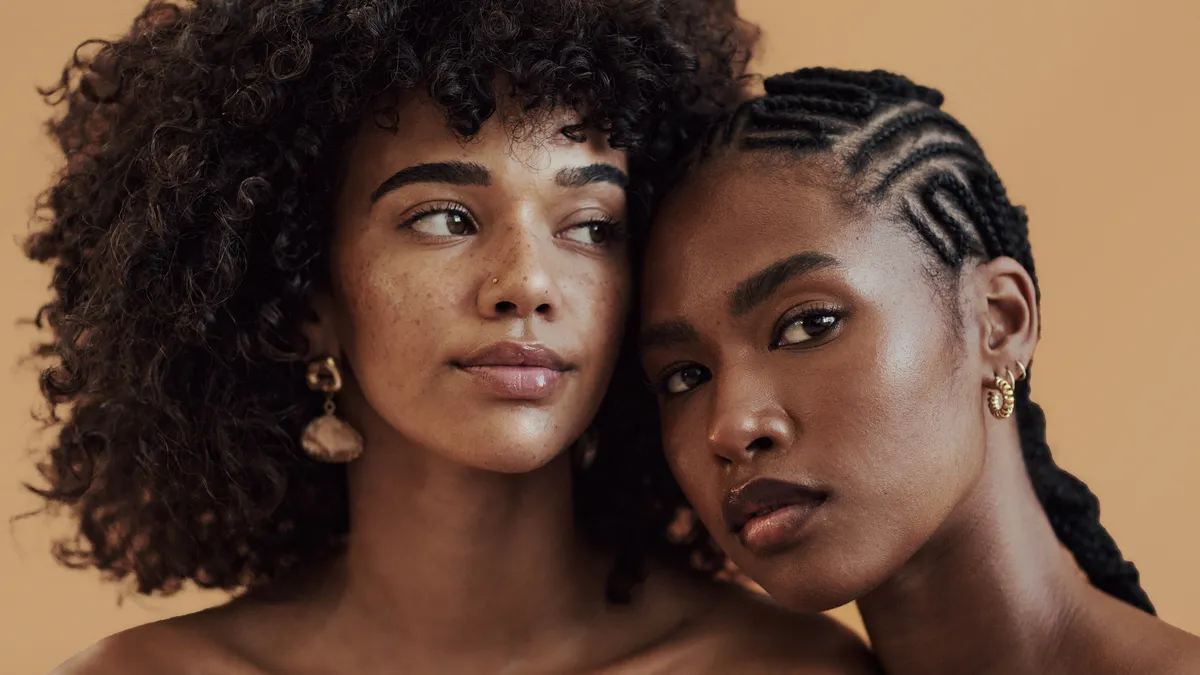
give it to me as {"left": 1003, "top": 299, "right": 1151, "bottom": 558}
{"left": 640, "top": 152, "right": 989, "bottom": 610}
{"left": 314, "top": 93, "right": 630, "bottom": 474}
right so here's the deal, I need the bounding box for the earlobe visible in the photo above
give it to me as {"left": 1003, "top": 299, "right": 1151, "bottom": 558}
{"left": 302, "top": 292, "right": 342, "bottom": 360}
{"left": 978, "top": 256, "right": 1039, "bottom": 380}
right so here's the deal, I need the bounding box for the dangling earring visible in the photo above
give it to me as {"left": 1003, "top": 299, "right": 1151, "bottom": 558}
{"left": 300, "top": 356, "right": 364, "bottom": 463}
{"left": 986, "top": 367, "right": 1017, "bottom": 420}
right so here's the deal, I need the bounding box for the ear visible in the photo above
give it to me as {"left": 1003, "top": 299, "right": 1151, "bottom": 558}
{"left": 302, "top": 291, "right": 343, "bottom": 361}
{"left": 974, "top": 256, "right": 1039, "bottom": 381}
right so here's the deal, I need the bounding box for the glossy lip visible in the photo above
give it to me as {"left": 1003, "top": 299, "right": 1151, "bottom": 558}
{"left": 452, "top": 341, "right": 574, "bottom": 400}
{"left": 455, "top": 341, "right": 572, "bottom": 370}
{"left": 723, "top": 477, "right": 828, "bottom": 555}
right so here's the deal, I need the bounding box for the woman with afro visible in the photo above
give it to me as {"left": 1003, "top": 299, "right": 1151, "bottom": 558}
{"left": 26, "top": 1, "right": 876, "bottom": 673}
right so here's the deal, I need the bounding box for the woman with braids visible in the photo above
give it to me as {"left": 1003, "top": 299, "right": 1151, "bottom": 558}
{"left": 638, "top": 67, "right": 1200, "bottom": 674}
{"left": 26, "top": 2, "right": 879, "bottom": 673}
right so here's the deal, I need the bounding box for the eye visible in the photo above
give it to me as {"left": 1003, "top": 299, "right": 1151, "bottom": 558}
{"left": 773, "top": 307, "right": 843, "bottom": 348}
{"left": 561, "top": 218, "right": 624, "bottom": 246}
{"left": 660, "top": 364, "right": 711, "bottom": 395}
{"left": 403, "top": 207, "right": 476, "bottom": 237}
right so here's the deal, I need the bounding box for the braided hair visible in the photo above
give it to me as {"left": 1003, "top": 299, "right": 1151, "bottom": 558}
{"left": 663, "top": 67, "right": 1155, "bottom": 614}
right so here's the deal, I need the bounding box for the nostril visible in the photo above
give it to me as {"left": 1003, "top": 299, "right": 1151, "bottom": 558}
{"left": 495, "top": 301, "right": 517, "bottom": 313}
{"left": 535, "top": 303, "right": 551, "bottom": 315}
{"left": 746, "top": 436, "right": 774, "bottom": 452}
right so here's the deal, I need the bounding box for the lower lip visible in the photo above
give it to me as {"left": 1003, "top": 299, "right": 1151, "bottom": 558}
{"left": 457, "top": 365, "right": 566, "bottom": 400}
{"left": 736, "top": 501, "right": 823, "bottom": 555}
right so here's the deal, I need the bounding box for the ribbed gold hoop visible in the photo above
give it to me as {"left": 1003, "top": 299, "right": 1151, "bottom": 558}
{"left": 986, "top": 365, "right": 1018, "bottom": 420}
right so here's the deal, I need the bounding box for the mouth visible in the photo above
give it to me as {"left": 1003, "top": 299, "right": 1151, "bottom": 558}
{"left": 452, "top": 341, "right": 575, "bottom": 400}
{"left": 723, "top": 477, "right": 828, "bottom": 555}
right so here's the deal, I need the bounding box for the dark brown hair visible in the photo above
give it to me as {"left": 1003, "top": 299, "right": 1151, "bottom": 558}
{"left": 24, "top": 0, "right": 756, "bottom": 601}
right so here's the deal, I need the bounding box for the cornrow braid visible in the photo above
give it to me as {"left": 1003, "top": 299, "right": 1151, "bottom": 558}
{"left": 677, "top": 67, "right": 1155, "bottom": 614}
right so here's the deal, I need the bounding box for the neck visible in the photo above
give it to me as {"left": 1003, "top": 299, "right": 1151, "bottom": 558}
{"left": 321, "top": 426, "right": 614, "bottom": 670}
{"left": 857, "top": 424, "right": 1095, "bottom": 675}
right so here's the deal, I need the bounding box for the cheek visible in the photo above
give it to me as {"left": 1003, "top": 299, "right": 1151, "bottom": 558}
{"left": 824, "top": 305, "right": 979, "bottom": 534}
{"left": 333, "top": 244, "right": 460, "bottom": 367}
{"left": 660, "top": 402, "right": 721, "bottom": 518}
{"left": 568, "top": 258, "right": 631, "bottom": 363}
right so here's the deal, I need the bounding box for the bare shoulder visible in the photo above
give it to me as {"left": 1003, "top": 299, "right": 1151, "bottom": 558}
{"left": 51, "top": 623, "right": 194, "bottom": 675}
{"left": 1071, "top": 594, "right": 1200, "bottom": 675}
{"left": 689, "top": 584, "right": 880, "bottom": 674}
{"left": 1128, "top": 617, "right": 1200, "bottom": 675}
{"left": 50, "top": 610, "right": 261, "bottom": 675}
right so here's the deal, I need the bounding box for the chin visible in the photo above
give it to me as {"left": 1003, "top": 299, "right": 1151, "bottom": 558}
{"left": 763, "top": 576, "right": 870, "bottom": 613}
{"left": 438, "top": 410, "right": 580, "bottom": 475}
{"left": 741, "top": 549, "right": 894, "bottom": 614}
{"left": 464, "top": 441, "right": 567, "bottom": 474}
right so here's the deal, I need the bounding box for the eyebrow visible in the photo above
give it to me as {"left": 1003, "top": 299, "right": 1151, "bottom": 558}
{"left": 369, "top": 161, "right": 627, "bottom": 204}
{"left": 555, "top": 164, "right": 629, "bottom": 189}
{"left": 640, "top": 253, "right": 841, "bottom": 351}
{"left": 728, "top": 252, "right": 841, "bottom": 317}
{"left": 370, "top": 161, "right": 491, "bottom": 203}
{"left": 639, "top": 319, "right": 702, "bottom": 352}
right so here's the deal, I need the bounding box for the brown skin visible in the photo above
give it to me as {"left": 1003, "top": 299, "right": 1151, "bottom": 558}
{"left": 53, "top": 96, "right": 877, "bottom": 675}
{"left": 640, "top": 151, "right": 1200, "bottom": 675}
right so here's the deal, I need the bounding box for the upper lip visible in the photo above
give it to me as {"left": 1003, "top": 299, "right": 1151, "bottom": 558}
{"left": 722, "top": 477, "right": 827, "bottom": 535}
{"left": 454, "top": 341, "right": 572, "bottom": 370}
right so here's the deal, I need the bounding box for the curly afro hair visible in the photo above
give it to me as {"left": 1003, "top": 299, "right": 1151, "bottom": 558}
{"left": 24, "top": 0, "right": 756, "bottom": 600}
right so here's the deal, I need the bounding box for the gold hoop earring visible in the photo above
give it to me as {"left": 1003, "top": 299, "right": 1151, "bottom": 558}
{"left": 300, "top": 356, "right": 364, "bottom": 463}
{"left": 1015, "top": 360, "right": 1028, "bottom": 381}
{"left": 986, "top": 368, "right": 1016, "bottom": 420}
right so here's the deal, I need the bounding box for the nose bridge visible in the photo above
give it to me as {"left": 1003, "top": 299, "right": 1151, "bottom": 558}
{"left": 478, "top": 204, "right": 560, "bottom": 319}
{"left": 707, "top": 357, "right": 795, "bottom": 463}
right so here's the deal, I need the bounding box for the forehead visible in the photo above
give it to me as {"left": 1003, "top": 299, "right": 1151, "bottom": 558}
{"left": 342, "top": 91, "right": 627, "bottom": 186}
{"left": 643, "top": 153, "right": 877, "bottom": 311}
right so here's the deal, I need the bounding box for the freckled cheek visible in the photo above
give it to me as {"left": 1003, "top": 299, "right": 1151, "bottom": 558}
{"left": 337, "top": 254, "right": 461, "bottom": 363}
{"left": 572, "top": 264, "right": 631, "bottom": 359}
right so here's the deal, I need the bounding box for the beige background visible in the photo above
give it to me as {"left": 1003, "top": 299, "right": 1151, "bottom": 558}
{"left": 2, "top": 0, "right": 1197, "bottom": 672}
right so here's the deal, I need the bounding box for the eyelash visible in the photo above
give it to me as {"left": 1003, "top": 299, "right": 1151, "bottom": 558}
{"left": 650, "top": 303, "right": 847, "bottom": 397}
{"left": 770, "top": 302, "right": 847, "bottom": 349}
{"left": 572, "top": 214, "right": 627, "bottom": 245}
{"left": 649, "top": 363, "right": 707, "bottom": 397}
{"left": 398, "top": 203, "right": 626, "bottom": 247}
{"left": 398, "top": 202, "right": 472, "bottom": 231}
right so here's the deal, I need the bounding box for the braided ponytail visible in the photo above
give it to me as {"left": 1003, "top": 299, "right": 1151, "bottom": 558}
{"left": 1016, "top": 386, "right": 1155, "bottom": 612}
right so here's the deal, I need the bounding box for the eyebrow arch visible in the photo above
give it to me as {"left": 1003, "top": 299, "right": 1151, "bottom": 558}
{"left": 728, "top": 252, "right": 841, "bottom": 318}
{"left": 555, "top": 164, "right": 629, "bottom": 189}
{"left": 639, "top": 319, "right": 701, "bottom": 352}
{"left": 369, "top": 161, "right": 491, "bottom": 203}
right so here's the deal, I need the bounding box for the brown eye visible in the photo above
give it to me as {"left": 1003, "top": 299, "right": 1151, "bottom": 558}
{"left": 407, "top": 209, "right": 476, "bottom": 236}
{"left": 775, "top": 311, "right": 841, "bottom": 348}
{"left": 662, "top": 364, "right": 710, "bottom": 395}
{"left": 561, "top": 220, "right": 622, "bottom": 246}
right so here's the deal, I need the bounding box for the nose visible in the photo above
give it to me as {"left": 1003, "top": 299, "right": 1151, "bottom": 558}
{"left": 707, "top": 379, "right": 796, "bottom": 466}
{"left": 477, "top": 223, "right": 561, "bottom": 321}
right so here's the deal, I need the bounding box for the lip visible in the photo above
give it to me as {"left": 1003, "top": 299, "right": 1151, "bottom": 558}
{"left": 723, "top": 477, "right": 828, "bottom": 556}
{"left": 453, "top": 342, "right": 574, "bottom": 400}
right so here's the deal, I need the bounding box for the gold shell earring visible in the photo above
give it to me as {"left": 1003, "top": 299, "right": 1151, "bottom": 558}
{"left": 301, "top": 356, "right": 364, "bottom": 462}
{"left": 986, "top": 367, "right": 1017, "bottom": 420}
